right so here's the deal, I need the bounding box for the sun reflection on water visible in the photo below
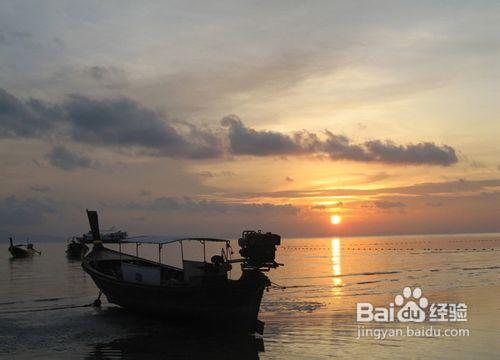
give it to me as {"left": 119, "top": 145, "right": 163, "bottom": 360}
{"left": 331, "top": 238, "right": 342, "bottom": 298}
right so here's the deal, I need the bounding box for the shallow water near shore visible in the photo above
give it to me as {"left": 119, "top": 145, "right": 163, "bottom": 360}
{"left": 1, "top": 233, "right": 499, "bottom": 359}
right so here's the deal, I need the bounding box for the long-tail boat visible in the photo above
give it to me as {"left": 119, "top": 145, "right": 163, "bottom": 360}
{"left": 81, "top": 210, "right": 282, "bottom": 334}
{"left": 8, "top": 237, "right": 41, "bottom": 258}
{"left": 66, "top": 237, "right": 89, "bottom": 259}
{"left": 67, "top": 226, "right": 127, "bottom": 259}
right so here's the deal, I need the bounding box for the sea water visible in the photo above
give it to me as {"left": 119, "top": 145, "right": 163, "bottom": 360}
{"left": 0, "top": 233, "right": 499, "bottom": 359}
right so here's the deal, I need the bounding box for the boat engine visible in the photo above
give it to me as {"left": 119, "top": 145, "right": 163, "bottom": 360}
{"left": 238, "top": 230, "right": 282, "bottom": 270}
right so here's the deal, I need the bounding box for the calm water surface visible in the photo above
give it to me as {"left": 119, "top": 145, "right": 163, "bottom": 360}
{"left": 1, "top": 234, "right": 499, "bottom": 359}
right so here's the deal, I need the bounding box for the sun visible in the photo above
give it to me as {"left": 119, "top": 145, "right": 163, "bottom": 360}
{"left": 330, "top": 215, "right": 342, "bottom": 225}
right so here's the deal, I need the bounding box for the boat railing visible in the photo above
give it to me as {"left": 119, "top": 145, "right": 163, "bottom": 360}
{"left": 106, "top": 237, "right": 233, "bottom": 268}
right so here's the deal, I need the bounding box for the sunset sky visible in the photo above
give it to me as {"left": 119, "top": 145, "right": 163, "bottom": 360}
{"left": 1, "top": 1, "right": 499, "bottom": 239}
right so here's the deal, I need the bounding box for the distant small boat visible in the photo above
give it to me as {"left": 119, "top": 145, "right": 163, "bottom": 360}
{"left": 82, "top": 210, "right": 282, "bottom": 334}
{"left": 66, "top": 237, "right": 89, "bottom": 259}
{"left": 67, "top": 227, "right": 126, "bottom": 259}
{"left": 8, "top": 237, "right": 41, "bottom": 258}
{"left": 80, "top": 229, "right": 128, "bottom": 243}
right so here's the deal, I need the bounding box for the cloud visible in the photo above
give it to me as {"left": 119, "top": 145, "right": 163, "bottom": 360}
{"left": 64, "top": 95, "right": 178, "bottom": 148}
{"left": 362, "top": 140, "right": 457, "bottom": 166}
{"left": 231, "top": 179, "right": 500, "bottom": 200}
{"left": 52, "top": 36, "right": 65, "bottom": 48}
{"left": 148, "top": 196, "right": 299, "bottom": 215}
{"left": 221, "top": 115, "right": 302, "bottom": 156}
{"left": 197, "top": 170, "right": 235, "bottom": 178}
{"left": 318, "top": 133, "right": 457, "bottom": 165}
{"left": 311, "top": 204, "right": 326, "bottom": 210}
{"left": 197, "top": 171, "right": 215, "bottom": 178}
{"left": 83, "top": 65, "right": 127, "bottom": 83}
{"left": 221, "top": 114, "right": 457, "bottom": 166}
{"left": 365, "top": 172, "right": 392, "bottom": 183}
{"left": 29, "top": 185, "right": 51, "bottom": 193}
{"left": 45, "top": 145, "right": 93, "bottom": 171}
{"left": 320, "top": 132, "right": 371, "bottom": 161}
{"left": 0, "top": 195, "right": 55, "bottom": 227}
{"left": 0, "top": 89, "right": 223, "bottom": 159}
{"left": 66, "top": 96, "right": 224, "bottom": 159}
{"left": 139, "top": 190, "right": 152, "bottom": 197}
{"left": 374, "top": 201, "right": 406, "bottom": 209}
{"left": 0, "top": 88, "right": 458, "bottom": 166}
{"left": 0, "top": 30, "right": 33, "bottom": 46}
{"left": 64, "top": 95, "right": 223, "bottom": 159}
{"left": 469, "top": 160, "right": 486, "bottom": 169}
{"left": 0, "top": 88, "right": 62, "bottom": 138}
{"left": 426, "top": 201, "right": 444, "bottom": 207}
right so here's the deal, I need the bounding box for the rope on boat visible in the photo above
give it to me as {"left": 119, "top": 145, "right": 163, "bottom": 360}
{"left": 0, "top": 302, "right": 96, "bottom": 314}
{"left": 0, "top": 291, "right": 104, "bottom": 315}
{"left": 270, "top": 280, "right": 286, "bottom": 290}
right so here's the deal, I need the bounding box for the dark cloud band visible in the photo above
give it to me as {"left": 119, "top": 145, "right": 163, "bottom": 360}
{"left": 45, "top": 145, "right": 94, "bottom": 171}
{"left": 0, "top": 88, "right": 458, "bottom": 166}
{"left": 222, "top": 115, "right": 458, "bottom": 166}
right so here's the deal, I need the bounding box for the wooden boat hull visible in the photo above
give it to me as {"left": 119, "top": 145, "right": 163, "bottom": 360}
{"left": 8, "top": 246, "right": 33, "bottom": 258}
{"left": 82, "top": 247, "right": 269, "bottom": 334}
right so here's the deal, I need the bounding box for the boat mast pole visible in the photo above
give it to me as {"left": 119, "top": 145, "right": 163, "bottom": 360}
{"left": 158, "top": 244, "right": 162, "bottom": 264}
{"left": 180, "top": 240, "right": 184, "bottom": 263}
{"left": 203, "top": 240, "right": 206, "bottom": 263}
{"left": 86, "top": 210, "right": 102, "bottom": 248}
{"left": 227, "top": 241, "right": 232, "bottom": 279}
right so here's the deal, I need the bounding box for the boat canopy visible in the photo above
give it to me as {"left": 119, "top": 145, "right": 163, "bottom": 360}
{"left": 119, "top": 236, "right": 231, "bottom": 245}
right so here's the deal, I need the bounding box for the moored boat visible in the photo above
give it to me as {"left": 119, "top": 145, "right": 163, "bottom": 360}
{"left": 66, "top": 237, "right": 89, "bottom": 259}
{"left": 81, "top": 229, "right": 128, "bottom": 243}
{"left": 81, "top": 210, "right": 282, "bottom": 334}
{"left": 8, "top": 237, "right": 41, "bottom": 258}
